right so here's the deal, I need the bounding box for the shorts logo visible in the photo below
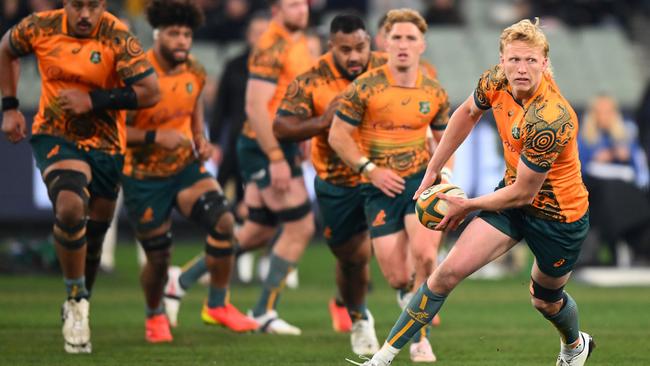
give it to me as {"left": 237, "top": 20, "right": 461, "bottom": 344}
{"left": 199, "top": 165, "right": 207, "bottom": 173}
{"left": 419, "top": 101, "right": 430, "bottom": 114}
{"left": 553, "top": 258, "right": 566, "bottom": 268}
{"left": 140, "top": 207, "right": 154, "bottom": 224}
{"left": 46, "top": 144, "right": 60, "bottom": 159}
{"left": 251, "top": 169, "right": 266, "bottom": 181}
{"left": 90, "top": 51, "right": 101, "bottom": 64}
{"left": 323, "top": 226, "right": 332, "bottom": 239}
{"left": 372, "top": 210, "right": 386, "bottom": 227}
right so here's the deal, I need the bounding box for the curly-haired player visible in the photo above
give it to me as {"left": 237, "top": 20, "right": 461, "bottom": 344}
{"left": 121, "top": 0, "right": 257, "bottom": 343}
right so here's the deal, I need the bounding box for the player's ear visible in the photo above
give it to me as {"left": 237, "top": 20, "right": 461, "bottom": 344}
{"left": 541, "top": 57, "right": 548, "bottom": 72}
{"left": 327, "top": 39, "right": 333, "bottom": 51}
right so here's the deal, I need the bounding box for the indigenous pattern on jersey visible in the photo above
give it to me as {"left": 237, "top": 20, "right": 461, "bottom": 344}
{"left": 473, "top": 65, "right": 588, "bottom": 222}
{"left": 242, "top": 20, "right": 315, "bottom": 139}
{"left": 9, "top": 9, "right": 153, "bottom": 155}
{"left": 420, "top": 59, "right": 437, "bottom": 79}
{"left": 336, "top": 64, "right": 449, "bottom": 180}
{"left": 123, "top": 50, "right": 206, "bottom": 179}
{"left": 277, "top": 51, "right": 388, "bottom": 186}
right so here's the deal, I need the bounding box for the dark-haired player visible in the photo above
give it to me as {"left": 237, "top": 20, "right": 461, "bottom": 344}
{"left": 0, "top": 0, "right": 159, "bottom": 354}
{"left": 122, "top": 0, "right": 257, "bottom": 343}
{"left": 273, "top": 13, "right": 386, "bottom": 354}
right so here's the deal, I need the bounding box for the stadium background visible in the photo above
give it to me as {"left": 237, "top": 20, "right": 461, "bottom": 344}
{"left": 1, "top": 1, "right": 650, "bottom": 365}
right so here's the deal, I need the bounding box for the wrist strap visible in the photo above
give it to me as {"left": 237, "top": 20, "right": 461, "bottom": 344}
{"left": 144, "top": 130, "right": 156, "bottom": 144}
{"left": 89, "top": 86, "right": 138, "bottom": 111}
{"left": 2, "top": 97, "right": 19, "bottom": 111}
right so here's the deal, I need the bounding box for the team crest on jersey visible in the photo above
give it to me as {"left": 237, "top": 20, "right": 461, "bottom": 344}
{"left": 90, "top": 51, "right": 101, "bottom": 64}
{"left": 512, "top": 126, "right": 521, "bottom": 139}
{"left": 186, "top": 82, "right": 193, "bottom": 94}
{"left": 419, "top": 101, "right": 430, "bottom": 114}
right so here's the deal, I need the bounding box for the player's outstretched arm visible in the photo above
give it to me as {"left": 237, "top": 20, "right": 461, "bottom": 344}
{"left": 414, "top": 94, "right": 484, "bottom": 199}
{"left": 0, "top": 31, "right": 26, "bottom": 143}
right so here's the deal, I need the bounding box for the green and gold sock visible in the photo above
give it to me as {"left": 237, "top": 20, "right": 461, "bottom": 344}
{"left": 385, "top": 283, "right": 446, "bottom": 349}
{"left": 252, "top": 254, "right": 295, "bottom": 317}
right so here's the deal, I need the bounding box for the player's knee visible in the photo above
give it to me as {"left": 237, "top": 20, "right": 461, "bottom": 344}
{"left": 385, "top": 271, "right": 410, "bottom": 289}
{"left": 140, "top": 231, "right": 173, "bottom": 253}
{"left": 45, "top": 169, "right": 89, "bottom": 213}
{"left": 530, "top": 279, "right": 565, "bottom": 316}
{"left": 190, "top": 190, "right": 232, "bottom": 239}
{"left": 214, "top": 211, "right": 235, "bottom": 237}
{"left": 144, "top": 247, "right": 171, "bottom": 268}
{"left": 54, "top": 191, "right": 86, "bottom": 226}
{"left": 432, "top": 265, "right": 463, "bottom": 293}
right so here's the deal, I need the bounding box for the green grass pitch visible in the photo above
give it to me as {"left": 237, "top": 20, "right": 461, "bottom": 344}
{"left": 1, "top": 241, "right": 648, "bottom": 365}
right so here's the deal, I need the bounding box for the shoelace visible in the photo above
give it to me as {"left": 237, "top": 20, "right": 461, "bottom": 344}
{"left": 345, "top": 355, "right": 371, "bottom": 365}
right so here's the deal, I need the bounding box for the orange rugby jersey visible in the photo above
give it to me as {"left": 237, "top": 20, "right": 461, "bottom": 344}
{"left": 242, "top": 20, "right": 315, "bottom": 139}
{"left": 474, "top": 65, "right": 589, "bottom": 222}
{"left": 277, "top": 51, "right": 388, "bottom": 187}
{"left": 9, "top": 9, "right": 153, "bottom": 155}
{"left": 336, "top": 64, "right": 450, "bottom": 180}
{"left": 123, "top": 50, "right": 206, "bottom": 179}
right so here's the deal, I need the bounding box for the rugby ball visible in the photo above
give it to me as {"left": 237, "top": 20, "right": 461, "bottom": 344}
{"left": 415, "top": 183, "right": 467, "bottom": 229}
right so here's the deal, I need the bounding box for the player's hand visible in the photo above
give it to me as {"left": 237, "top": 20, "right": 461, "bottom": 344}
{"left": 58, "top": 89, "right": 92, "bottom": 115}
{"left": 156, "top": 129, "right": 188, "bottom": 150}
{"left": 319, "top": 96, "right": 341, "bottom": 128}
{"left": 1, "top": 109, "right": 27, "bottom": 143}
{"left": 413, "top": 164, "right": 440, "bottom": 200}
{"left": 434, "top": 193, "right": 471, "bottom": 231}
{"left": 368, "top": 167, "right": 405, "bottom": 198}
{"left": 193, "top": 135, "right": 214, "bottom": 161}
{"left": 269, "top": 159, "right": 291, "bottom": 192}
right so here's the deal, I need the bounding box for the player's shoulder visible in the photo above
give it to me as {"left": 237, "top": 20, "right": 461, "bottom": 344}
{"left": 186, "top": 55, "right": 207, "bottom": 79}
{"left": 296, "top": 53, "right": 336, "bottom": 83}
{"left": 96, "top": 11, "right": 140, "bottom": 47}
{"left": 354, "top": 64, "right": 389, "bottom": 89}
{"left": 369, "top": 51, "right": 388, "bottom": 69}
{"left": 524, "top": 94, "right": 577, "bottom": 139}
{"left": 478, "top": 64, "right": 508, "bottom": 92}
{"left": 256, "top": 26, "right": 289, "bottom": 54}
{"left": 421, "top": 72, "right": 445, "bottom": 94}
{"left": 18, "top": 9, "right": 64, "bottom": 33}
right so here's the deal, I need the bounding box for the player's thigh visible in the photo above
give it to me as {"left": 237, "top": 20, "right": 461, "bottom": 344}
{"left": 31, "top": 135, "right": 92, "bottom": 182}
{"left": 330, "top": 231, "right": 371, "bottom": 265}
{"left": 88, "top": 195, "right": 117, "bottom": 222}
{"left": 372, "top": 231, "right": 410, "bottom": 285}
{"left": 430, "top": 217, "right": 518, "bottom": 290}
{"left": 315, "top": 177, "right": 368, "bottom": 249}
{"left": 531, "top": 259, "right": 571, "bottom": 290}
{"left": 523, "top": 211, "right": 589, "bottom": 280}
{"left": 260, "top": 176, "right": 309, "bottom": 211}
{"left": 404, "top": 213, "right": 442, "bottom": 258}
{"left": 122, "top": 175, "right": 176, "bottom": 235}
{"left": 243, "top": 182, "right": 265, "bottom": 208}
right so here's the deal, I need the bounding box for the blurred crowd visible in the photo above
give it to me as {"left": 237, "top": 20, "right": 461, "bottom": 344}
{"left": 1, "top": 0, "right": 650, "bottom": 270}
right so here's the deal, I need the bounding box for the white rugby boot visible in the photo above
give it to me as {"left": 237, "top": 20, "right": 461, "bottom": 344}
{"left": 350, "top": 311, "right": 380, "bottom": 355}
{"left": 556, "top": 332, "right": 595, "bottom": 366}
{"left": 61, "top": 298, "right": 91, "bottom": 354}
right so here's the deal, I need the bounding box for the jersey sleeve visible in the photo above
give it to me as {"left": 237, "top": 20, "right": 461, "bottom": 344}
{"left": 112, "top": 28, "right": 154, "bottom": 85}
{"left": 276, "top": 76, "right": 315, "bottom": 119}
{"left": 8, "top": 14, "right": 39, "bottom": 57}
{"left": 473, "top": 67, "right": 500, "bottom": 110}
{"left": 248, "top": 39, "right": 284, "bottom": 83}
{"left": 430, "top": 88, "right": 450, "bottom": 131}
{"left": 521, "top": 102, "right": 576, "bottom": 172}
{"left": 335, "top": 81, "right": 367, "bottom": 126}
